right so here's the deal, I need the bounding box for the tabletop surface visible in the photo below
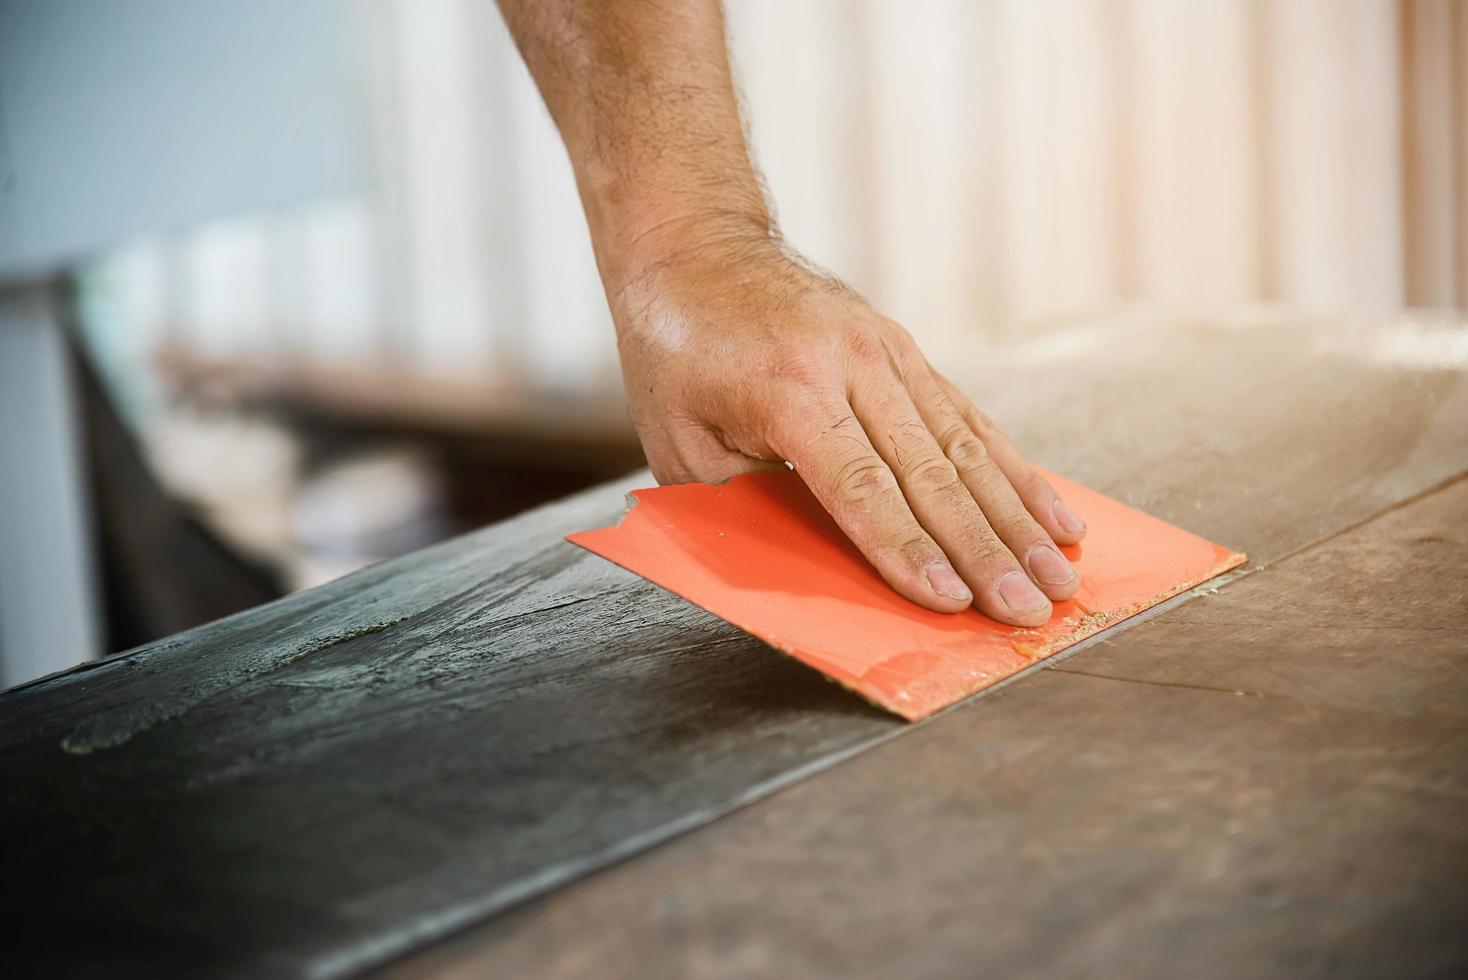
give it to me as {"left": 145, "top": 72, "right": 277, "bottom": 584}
{"left": 5, "top": 308, "right": 1466, "bottom": 978}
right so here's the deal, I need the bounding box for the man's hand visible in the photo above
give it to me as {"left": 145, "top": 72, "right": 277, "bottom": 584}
{"left": 496, "top": 0, "right": 1085, "bottom": 623}
{"left": 611, "top": 223, "right": 1085, "bottom": 624}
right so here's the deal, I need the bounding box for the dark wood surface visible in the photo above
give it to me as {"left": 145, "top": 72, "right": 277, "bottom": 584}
{"left": 4, "top": 310, "right": 1465, "bottom": 977}
{"left": 407, "top": 476, "right": 1468, "bottom": 980}
{"left": 2, "top": 474, "right": 904, "bottom": 977}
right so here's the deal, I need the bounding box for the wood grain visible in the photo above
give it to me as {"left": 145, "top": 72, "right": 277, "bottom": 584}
{"left": 391, "top": 478, "right": 1468, "bottom": 980}
{"left": 3, "top": 310, "right": 1465, "bottom": 977}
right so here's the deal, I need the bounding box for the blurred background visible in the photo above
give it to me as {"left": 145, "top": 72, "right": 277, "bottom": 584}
{"left": 2, "top": 0, "right": 1465, "bottom": 684}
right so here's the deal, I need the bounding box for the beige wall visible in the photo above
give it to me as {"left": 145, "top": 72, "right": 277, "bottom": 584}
{"left": 735, "top": 0, "right": 1468, "bottom": 354}
{"left": 88, "top": 0, "right": 1468, "bottom": 394}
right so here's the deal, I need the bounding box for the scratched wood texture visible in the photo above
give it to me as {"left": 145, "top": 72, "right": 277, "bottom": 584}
{"left": 3, "top": 311, "right": 1466, "bottom": 977}
{"left": 411, "top": 476, "right": 1468, "bottom": 980}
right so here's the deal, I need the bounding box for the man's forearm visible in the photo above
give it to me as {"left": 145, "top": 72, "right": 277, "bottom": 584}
{"left": 495, "top": 0, "right": 772, "bottom": 297}
{"left": 495, "top": 1, "right": 1086, "bottom": 624}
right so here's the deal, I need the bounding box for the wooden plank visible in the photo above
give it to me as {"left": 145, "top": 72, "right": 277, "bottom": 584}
{"left": 953, "top": 309, "right": 1468, "bottom": 558}
{"left": 2, "top": 311, "right": 1465, "bottom": 976}
{"left": 390, "top": 477, "right": 1468, "bottom": 980}
{"left": 1, "top": 473, "right": 903, "bottom": 977}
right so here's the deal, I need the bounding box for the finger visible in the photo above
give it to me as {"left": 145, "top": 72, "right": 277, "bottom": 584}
{"left": 903, "top": 363, "right": 1079, "bottom": 602}
{"left": 629, "top": 403, "right": 695, "bottom": 485}
{"left": 635, "top": 409, "right": 780, "bottom": 485}
{"left": 638, "top": 429, "right": 695, "bottom": 485}
{"left": 673, "top": 425, "right": 786, "bottom": 485}
{"left": 847, "top": 370, "right": 1053, "bottom": 627}
{"left": 932, "top": 371, "right": 1087, "bottom": 547}
{"left": 770, "top": 399, "right": 975, "bottom": 614}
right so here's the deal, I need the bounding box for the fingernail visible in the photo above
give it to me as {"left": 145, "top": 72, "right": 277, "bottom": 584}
{"left": 998, "top": 570, "right": 1050, "bottom": 612}
{"left": 926, "top": 562, "right": 972, "bottom": 602}
{"left": 1027, "top": 545, "right": 1077, "bottom": 586}
{"left": 1053, "top": 499, "right": 1086, "bottom": 534}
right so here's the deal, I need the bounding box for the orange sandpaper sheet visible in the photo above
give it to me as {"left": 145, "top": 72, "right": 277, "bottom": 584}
{"left": 568, "top": 470, "right": 1245, "bottom": 721}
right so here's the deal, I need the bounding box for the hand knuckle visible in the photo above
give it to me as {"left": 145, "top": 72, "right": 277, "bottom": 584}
{"left": 886, "top": 320, "right": 917, "bottom": 348}
{"left": 833, "top": 457, "right": 896, "bottom": 502}
{"left": 843, "top": 325, "right": 886, "bottom": 363}
{"left": 997, "top": 510, "right": 1044, "bottom": 541}
{"left": 968, "top": 408, "right": 998, "bottom": 434}
{"left": 941, "top": 427, "right": 989, "bottom": 468}
{"left": 893, "top": 534, "right": 937, "bottom": 564}
{"left": 902, "top": 453, "right": 959, "bottom": 492}
{"left": 772, "top": 343, "right": 828, "bottom": 387}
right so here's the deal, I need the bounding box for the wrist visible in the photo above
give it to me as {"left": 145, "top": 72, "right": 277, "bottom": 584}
{"left": 594, "top": 204, "right": 779, "bottom": 315}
